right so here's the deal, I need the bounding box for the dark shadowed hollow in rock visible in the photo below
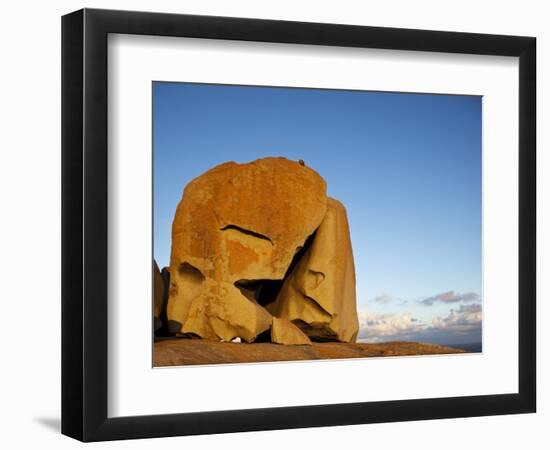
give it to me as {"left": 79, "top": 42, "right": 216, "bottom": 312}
{"left": 233, "top": 231, "right": 316, "bottom": 307}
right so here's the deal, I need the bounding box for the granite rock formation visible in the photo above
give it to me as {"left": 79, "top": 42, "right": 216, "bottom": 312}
{"left": 154, "top": 339, "right": 466, "bottom": 367}
{"left": 163, "top": 157, "right": 359, "bottom": 344}
{"left": 266, "top": 198, "right": 359, "bottom": 342}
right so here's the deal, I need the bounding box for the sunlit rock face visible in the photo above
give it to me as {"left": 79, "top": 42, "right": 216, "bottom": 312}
{"left": 271, "top": 317, "right": 312, "bottom": 345}
{"left": 166, "top": 157, "right": 329, "bottom": 343}
{"left": 266, "top": 198, "right": 359, "bottom": 343}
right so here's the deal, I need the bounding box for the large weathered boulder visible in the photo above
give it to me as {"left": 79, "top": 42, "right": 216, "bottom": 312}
{"left": 166, "top": 157, "right": 328, "bottom": 342}
{"left": 266, "top": 198, "right": 359, "bottom": 342}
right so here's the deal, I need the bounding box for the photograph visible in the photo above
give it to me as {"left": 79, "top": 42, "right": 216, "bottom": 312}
{"left": 152, "top": 81, "right": 483, "bottom": 367}
{"left": 54, "top": 5, "right": 536, "bottom": 443}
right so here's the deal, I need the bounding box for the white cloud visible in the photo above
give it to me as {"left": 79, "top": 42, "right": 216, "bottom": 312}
{"left": 357, "top": 311, "right": 426, "bottom": 343}
{"left": 372, "top": 293, "right": 393, "bottom": 304}
{"left": 420, "top": 291, "right": 480, "bottom": 306}
{"left": 357, "top": 303, "right": 482, "bottom": 346}
{"left": 369, "top": 293, "right": 407, "bottom": 305}
{"left": 431, "top": 303, "right": 482, "bottom": 331}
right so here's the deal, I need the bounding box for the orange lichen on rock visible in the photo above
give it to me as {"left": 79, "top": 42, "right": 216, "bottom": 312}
{"left": 166, "top": 157, "right": 328, "bottom": 342}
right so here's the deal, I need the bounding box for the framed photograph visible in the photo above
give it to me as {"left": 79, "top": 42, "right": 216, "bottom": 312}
{"left": 61, "top": 8, "right": 536, "bottom": 441}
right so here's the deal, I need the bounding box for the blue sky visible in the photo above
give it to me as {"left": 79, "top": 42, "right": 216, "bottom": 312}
{"left": 153, "top": 82, "right": 482, "bottom": 347}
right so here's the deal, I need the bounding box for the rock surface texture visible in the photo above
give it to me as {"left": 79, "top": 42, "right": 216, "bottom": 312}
{"left": 267, "top": 198, "right": 359, "bottom": 342}
{"left": 164, "top": 157, "right": 359, "bottom": 344}
{"left": 154, "top": 339, "right": 466, "bottom": 366}
{"left": 271, "top": 317, "right": 312, "bottom": 345}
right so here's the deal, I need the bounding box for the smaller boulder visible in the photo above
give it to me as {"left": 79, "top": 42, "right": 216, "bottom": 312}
{"left": 153, "top": 260, "right": 164, "bottom": 331}
{"left": 271, "top": 317, "right": 312, "bottom": 345}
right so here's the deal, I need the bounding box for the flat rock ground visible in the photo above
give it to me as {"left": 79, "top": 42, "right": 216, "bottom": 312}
{"left": 154, "top": 338, "right": 465, "bottom": 367}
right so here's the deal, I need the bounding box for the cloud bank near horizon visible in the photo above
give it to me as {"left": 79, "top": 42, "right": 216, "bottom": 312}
{"left": 357, "top": 301, "right": 482, "bottom": 346}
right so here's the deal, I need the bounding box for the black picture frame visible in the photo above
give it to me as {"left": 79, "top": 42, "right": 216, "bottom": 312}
{"left": 61, "top": 8, "right": 536, "bottom": 442}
